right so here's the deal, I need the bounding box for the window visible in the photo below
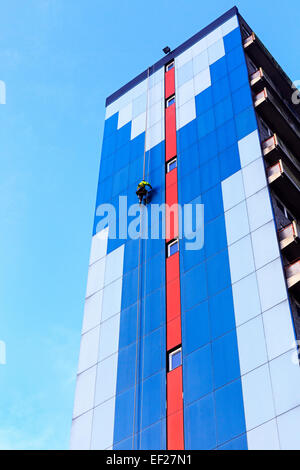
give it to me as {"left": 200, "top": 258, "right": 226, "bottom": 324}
{"left": 166, "top": 95, "right": 175, "bottom": 108}
{"left": 248, "top": 58, "right": 257, "bottom": 71}
{"left": 169, "top": 348, "right": 182, "bottom": 371}
{"left": 276, "top": 198, "right": 294, "bottom": 222}
{"left": 260, "top": 119, "right": 272, "bottom": 138}
{"left": 166, "top": 60, "right": 174, "bottom": 72}
{"left": 167, "top": 157, "right": 177, "bottom": 173}
{"left": 241, "top": 24, "right": 251, "bottom": 39}
{"left": 276, "top": 199, "right": 285, "bottom": 214}
{"left": 167, "top": 239, "right": 179, "bottom": 257}
{"left": 286, "top": 210, "right": 294, "bottom": 223}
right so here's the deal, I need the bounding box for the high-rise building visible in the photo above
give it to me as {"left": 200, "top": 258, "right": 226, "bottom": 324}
{"left": 70, "top": 6, "right": 300, "bottom": 450}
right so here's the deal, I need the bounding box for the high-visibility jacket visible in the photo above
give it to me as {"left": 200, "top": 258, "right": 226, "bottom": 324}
{"left": 137, "top": 180, "right": 152, "bottom": 190}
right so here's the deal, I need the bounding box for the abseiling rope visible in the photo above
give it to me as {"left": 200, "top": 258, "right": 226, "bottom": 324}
{"left": 132, "top": 67, "right": 150, "bottom": 449}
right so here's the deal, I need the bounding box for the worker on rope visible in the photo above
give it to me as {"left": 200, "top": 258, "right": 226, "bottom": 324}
{"left": 136, "top": 180, "right": 152, "bottom": 205}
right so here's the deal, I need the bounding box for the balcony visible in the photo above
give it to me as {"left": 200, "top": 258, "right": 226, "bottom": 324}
{"left": 244, "top": 32, "right": 300, "bottom": 122}
{"left": 262, "top": 134, "right": 300, "bottom": 175}
{"left": 249, "top": 68, "right": 279, "bottom": 95}
{"left": 250, "top": 68, "right": 265, "bottom": 93}
{"left": 285, "top": 260, "right": 300, "bottom": 297}
{"left": 254, "top": 88, "right": 300, "bottom": 160}
{"left": 278, "top": 221, "right": 300, "bottom": 260}
{"left": 267, "top": 160, "right": 300, "bottom": 217}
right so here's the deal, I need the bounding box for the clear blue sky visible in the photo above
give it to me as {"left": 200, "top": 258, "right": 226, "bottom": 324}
{"left": 0, "top": 0, "right": 298, "bottom": 450}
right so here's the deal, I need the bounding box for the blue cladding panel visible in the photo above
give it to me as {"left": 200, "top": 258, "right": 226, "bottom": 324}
{"left": 114, "top": 437, "right": 134, "bottom": 450}
{"left": 130, "top": 133, "right": 145, "bottom": 161}
{"left": 101, "top": 132, "right": 116, "bottom": 159}
{"left": 209, "top": 287, "right": 236, "bottom": 340}
{"left": 99, "top": 156, "right": 114, "bottom": 182}
{"left": 180, "top": 167, "right": 202, "bottom": 204}
{"left": 114, "top": 387, "right": 135, "bottom": 445}
{"left": 141, "top": 371, "right": 166, "bottom": 429}
{"left": 182, "top": 262, "right": 207, "bottom": 311}
{"left": 141, "top": 420, "right": 166, "bottom": 450}
{"left": 114, "top": 142, "right": 130, "bottom": 170}
{"left": 122, "top": 268, "right": 139, "bottom": 310}
{"left": 181, "top": 239, "right": 205, "bottom": 272}
{"left": 212, "top": 76, "right": 231, "bottom": 104}
{"left": 124, "top": 240, "right": 139, "bottom": 274}
{"left": 198, "top": 131, "right": 218, "bottom": 164}
{"left": 226, "top": 45, "right": 246, "bottom": 72}
{"left": 229, "top": 62, "right": 249, "bottom": 92}
{"left": 212, "top": 330, "right": 241, "bottom": 389}
{"left": 143, "top": 328, "right": 164, "bottom": 379}
{"left": 103, "top": 112, "right": 118, "bottom": 137}
{"left": 210, "top": 56, "right": 228, "bottom": 82}
{"left": 223, "top": 27, "right": 242, "bottom": 53}
{"left": 147, "top": 142, "right": 165, "bottom": 172}
{"left": 214, "top": 96, "right": 234, "bottom": 127}
{"left": 116, "top": 122, "right": 131, "bottom": 149}
{"left": 149, "top": 165, "right": 165, "bottom": 191}
{"left": 195, "top": 86, "right": 213, "bottom": 114}
{"left": 206, "top": 250, "right": 231, "bottom": 296}
{"left": 128, "top": 157, "right": 143, "bottom": 186}
{"left": 200, "top": 157, "right": 220, "bottom": 193}
{"left": 196, "top": 109, "right": 216, "bottom": 139}
{"left": 179, "top": 142, "right": 200, "bottom": 177}
{"left": 184, "top": 345, "right": 213, "bottom": 404}
{"left": 235, "top": 106, "right": 258, "bottom": 140}
{"left": 112, "top": 165, "right": 129, "bottom": 197}
{"left": 218, "top": 434, "right": 247, "bottom": 450}
{"left": 119, "top": 303, "right": 138, "bottom": 350}
{"left": 215, "top": 379, "right": 247, "bottom": 445}
{"left": 219, "top": 143, "right": 241, "bottom": 180}
{"left": 144, "top": 288, "right": 165, "bottom": 335}
{"left": 185, "top": 394, "right": 217, "bottom": 450}
{"left": 146, "top": 252, "right": 165, "bottom": 294}
{"left": 204, "top": 215, "right": 227, "bottom": 259}
{"left": 216, "top": 119, "right": 237, "bottom": 152}
{"left": 116, "top": 342, "right": 137, "bottom": 395}
{"left": 184, "top": 301, "right": 210, "bottom": 354}
{"left": 177, "top": 119, "right": 198, "bottom": 153}
{"left": 232, "top": 84, "right": 253, "bottom": 115}
{"left": 202, "top": 184, "right": 224, "bottom": 223}
{"left": 95, "top": 176, "right": 113, "bottom": 206}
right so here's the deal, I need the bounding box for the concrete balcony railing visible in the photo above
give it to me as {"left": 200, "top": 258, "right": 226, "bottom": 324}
{"left": 250, "top": 68, "right": 263, "bottom": 90}
{"left": 278, "top": 221, "right": 300, "bottom": 260}
{"left": 285, "top": 260, "right": 300, "bottom": 297}
{"left": 262, "top": 134, "right": 300, "bottom": 174}
{"left": 267, "top": 160, "right": 300, "bottom": 218}
{"left": 254, "top": 88, "right": 300, "bottom": 160}
{"left": 244, "top": 32, "right": 255, "bottom": 49}
{"left": 250, "top": 67, "right": 278, "bottom": 95}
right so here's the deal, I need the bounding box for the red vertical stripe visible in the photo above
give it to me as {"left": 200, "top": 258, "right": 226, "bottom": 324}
{"left": 167, "top": 316, "right": 182, "bottom": 350}
{"left": 164, "top": 64, "right": 184, "bottom": 450}
{"left": 166, "top": 278, "right": 181, "bottom": 323}
{"left": 165, "top": 104, "right": 177, "bottom": 162}
{"left": 166, "top": 167, "right": 178, "bottom": 188}
{"left": 168, "top": 412, "right": 184, "bottom": 450}
{"left": 166, "top": 252, "right": 180, "bottom": 284}
{"left": 165, "top": 67, "right": 175, "bottom": 99}
{"left": 167, "top": 366, "right": 183, "bottom": 415}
